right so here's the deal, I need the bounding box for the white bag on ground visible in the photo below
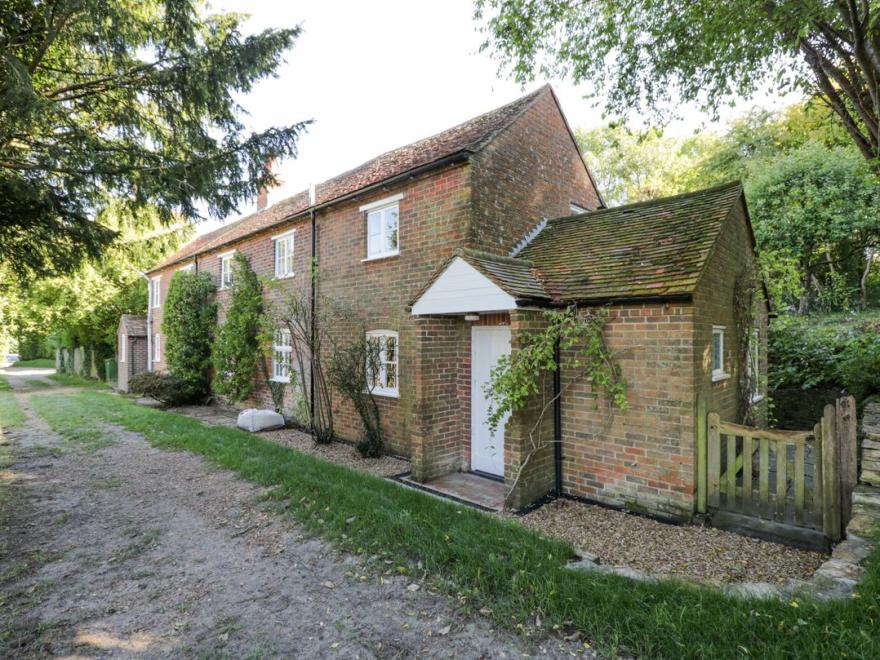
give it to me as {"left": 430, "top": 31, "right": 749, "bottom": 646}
{"left": 237, "top": 409, "right": 285, "bottom": 432}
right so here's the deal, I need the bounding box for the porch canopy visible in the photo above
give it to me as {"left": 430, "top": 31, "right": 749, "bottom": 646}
{"left": 410, "top": 248, "right": 549, "bottom": 315}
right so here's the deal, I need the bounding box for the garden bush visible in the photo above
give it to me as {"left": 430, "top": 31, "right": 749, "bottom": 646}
{"left": 769, "top": 311, "right": 880, "bottom": 401}
{"left": 163, "top": 271, "right": 216, "bottom": 402}
{"left": 128, "top": 372, "right": 190, "bottom": 406}
{"left": 212, "top": 253, "right": 264, "bottom": 402}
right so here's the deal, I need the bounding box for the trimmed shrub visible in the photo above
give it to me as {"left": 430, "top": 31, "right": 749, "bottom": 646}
{"left": 163, "top": 271, "right": 217, "bottom": 402}
{"left": 128, "top": 372, "right": 190, "bottom": 406}
{"left": 212, "top": 253, "right": 264, "bottom": 402}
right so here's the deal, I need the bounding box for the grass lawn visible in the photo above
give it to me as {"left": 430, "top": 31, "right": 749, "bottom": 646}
{"left": 29, "top": 391, "right": 880, "bottom": 658}
{"left": 0, "top": 392, "right": 24, "bottom": 429}
{"left": 12, "top": 358, "right": 55, "bottom": 368}
{"left": 47, "top": 374, "right": 109, "bottom": 389}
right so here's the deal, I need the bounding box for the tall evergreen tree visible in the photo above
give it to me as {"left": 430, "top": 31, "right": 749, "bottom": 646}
{"left": 0, "top": 0, "right": 309, "bottom": 276}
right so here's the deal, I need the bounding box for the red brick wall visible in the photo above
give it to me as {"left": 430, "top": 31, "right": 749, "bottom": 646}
{"left": 559, "top": 303, "right": 698, "bottom": 520}
{"left": 692, "top": 200, "right": 768, "bottom": 428}
{"left": 146, "top": 92, "right": 605, "bottom": 467}
{"left": 468, "top": 90, "right": 601, "bottom": 254}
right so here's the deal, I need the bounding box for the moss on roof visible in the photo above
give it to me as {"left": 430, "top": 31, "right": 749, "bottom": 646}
{"left": 518, "top": 181, "right": 746, "bottom": 302}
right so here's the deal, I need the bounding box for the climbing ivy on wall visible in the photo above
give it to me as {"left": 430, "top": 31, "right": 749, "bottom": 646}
{"left": 163, "top": 271, "right": 217, "bottom": 402}
{"left": 212, "top": 253, "right": 265, "bottom": 402}
{"left": 484, "top": 306, "right": 627, "bottom": 497}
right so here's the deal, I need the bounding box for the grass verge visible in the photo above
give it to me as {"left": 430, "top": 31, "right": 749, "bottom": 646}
{"left": 48, "top": 374, "right": 109, "bottom": 389}
{"left": 12, "top": 359, "right": 55, "bottom": 368}
{"left": 35, "top": 391, "right": 880, "bottom": 658}
{"left": 30, "top": 395, "right": 113, "bottom": 453}
{"left": 0, "top": 393, "right": 24, "bottom": 430}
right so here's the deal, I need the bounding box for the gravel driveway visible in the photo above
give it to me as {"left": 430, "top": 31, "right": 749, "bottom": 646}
{"left": 0, "top": 383, "right": 593, "bottom": 658}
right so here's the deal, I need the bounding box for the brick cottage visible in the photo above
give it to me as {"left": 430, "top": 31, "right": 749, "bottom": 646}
{"left": 134, "top": 85, "right": 767, "bottom": 519}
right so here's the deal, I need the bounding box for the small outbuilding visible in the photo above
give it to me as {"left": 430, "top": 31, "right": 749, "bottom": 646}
{"left": 117, "top": 315, "right": 148, "bottom": 392}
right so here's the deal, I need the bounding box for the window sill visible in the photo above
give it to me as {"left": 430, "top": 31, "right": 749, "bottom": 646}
{"left": 371, "top": 389, "right": 399, "bottom": 399}
{"left": 711, "top": 371, "right": 730, "bottom": 383}
{"left": 362, "top": 252, "right": 399, "bottom": 263}
{"left": 274, "top": 273, "right": 295, "bottom": 280}
{"left": 270, "top": 377, "right": 290, "bottom": 384}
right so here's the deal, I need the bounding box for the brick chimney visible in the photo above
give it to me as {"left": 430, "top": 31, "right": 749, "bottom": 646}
{"left": 256, "top": 157, "right": 277, "bottom": 212}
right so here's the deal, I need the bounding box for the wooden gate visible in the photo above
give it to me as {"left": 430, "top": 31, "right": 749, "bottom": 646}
{"left": 697, "top": 396, "right": 857, "bottom": 542}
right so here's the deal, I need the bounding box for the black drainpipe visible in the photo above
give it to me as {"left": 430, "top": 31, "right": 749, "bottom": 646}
{"left": 309, "top": 208, "right": 317, "bottom": 433}
{"left": 553, "top": 338, "right": 563, "bottom": 497}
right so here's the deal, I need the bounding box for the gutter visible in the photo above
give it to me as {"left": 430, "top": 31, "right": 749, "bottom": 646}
{"left": 514, "top": 292, "right": 694, "bottom": 308}
{"left": 553, "top": 337, "right": 563, "bottom": 497}
{"left": 151, "top": 152, "right": 472, "bottom": 273}
{"left": 309, "top": 184, "right": 317, "bottom": 436}
{"left": 138, "top": 271, "right": 153, "bottom": 372}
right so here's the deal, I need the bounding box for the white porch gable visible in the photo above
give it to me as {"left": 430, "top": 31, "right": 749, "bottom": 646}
{"left": 411, "top": 257, "right": 516, "bottom": 315}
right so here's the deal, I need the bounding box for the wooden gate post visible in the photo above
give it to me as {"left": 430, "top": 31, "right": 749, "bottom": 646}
{"left": 836, "top": 395, "right": 858, "bottom": 527}
{"left": 821, "top": 404, "right": 841, "bottom": 542}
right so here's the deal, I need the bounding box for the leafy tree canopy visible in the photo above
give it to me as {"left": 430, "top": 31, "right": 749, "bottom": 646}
{"left": 576, "top": 125, "right": 716, "bottom": 205}
{"left": 475, "top": 0, "right": 880, "bottom": 165}
{"left": 0, "top": 202, "right": 192, "bottom": 354}
{"left": 0, "top": 0, "right": 309, "bottom": 276}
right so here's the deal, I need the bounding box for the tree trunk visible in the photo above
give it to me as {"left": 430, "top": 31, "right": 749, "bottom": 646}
{"left": 862, "top": 248, "right": 875, "bottom": 308}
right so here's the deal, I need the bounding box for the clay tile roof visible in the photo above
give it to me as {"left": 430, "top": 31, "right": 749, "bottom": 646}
{"left": 152, "top": 191, "right": 311, "bottom": 269}
{"left": 151, "top": 86, "right": 550, "bottom": 272}
{"left": 458, "top": 249, "right": 550, "bottom": 301}
{"left": 120, "top": 314, "right": 147, "bottom": 336}
{"left": 518, "top": 181, "right": 745, "bottom": 302}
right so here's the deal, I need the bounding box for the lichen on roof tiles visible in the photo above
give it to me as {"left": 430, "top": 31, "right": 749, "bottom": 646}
{"left": 518, "top": 181, "right": 745, "bottom": 302}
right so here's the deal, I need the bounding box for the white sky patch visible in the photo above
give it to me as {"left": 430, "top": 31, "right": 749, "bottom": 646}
{"left": 200, "top": 0, "right": 802, "bottom": 235}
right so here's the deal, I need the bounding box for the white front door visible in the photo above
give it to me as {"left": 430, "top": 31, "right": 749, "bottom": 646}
{"left": 471, "top": 325, "right": 511, "bottom": 477}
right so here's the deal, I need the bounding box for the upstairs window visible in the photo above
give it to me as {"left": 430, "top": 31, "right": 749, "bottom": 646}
{"left": 362, "top": 195, "right": 402, "bottom": 260}
{"left": 178, "top": 263, "right": 194, "bottom": 274}
{"left": 272, "top": 328, "right": 292, "bottom": 383}
{"left": 150, "top": 276, "right": 161, "bottom": 308}
{"left": 366, "top": 330, "right": 398, "bottom": 397}
{"left": 274, "top": 230, "right": 295, "bottom": 278}
{"left": 712, "top": 325, "right": 728, "bottom": 381}
{"left": 219, "top": 252, "right": 234, "bottom": 289}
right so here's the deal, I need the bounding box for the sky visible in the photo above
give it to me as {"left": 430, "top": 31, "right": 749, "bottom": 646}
{"left": 203, "top": 0, "right": 799, "bottom": 235}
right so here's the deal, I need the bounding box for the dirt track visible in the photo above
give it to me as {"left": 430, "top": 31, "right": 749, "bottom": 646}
{"left": 0, "top": 371, "right": 592, "bottom": 658}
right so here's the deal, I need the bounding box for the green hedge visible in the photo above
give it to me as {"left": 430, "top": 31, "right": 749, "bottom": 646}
{"left": 163, "top": 271, "right": 217, "bottom": 402}
{"left": 769, "top": 311, "right": 880, "bottom": 401}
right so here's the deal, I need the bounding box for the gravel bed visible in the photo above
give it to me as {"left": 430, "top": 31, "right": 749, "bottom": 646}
{"left": 168, "top": 404, "right": 411, "bottom": 477}
{"left": 261, "top": 426, "right": 411, "bottom": 477}
{"left": 519, "top": 498, "right": 827, "bottom": 585}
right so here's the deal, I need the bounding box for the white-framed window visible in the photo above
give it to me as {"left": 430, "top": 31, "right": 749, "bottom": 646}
{"left": 711, "top": 325, "right": 728, "bottom": 381}
{"left": 362, "top": 195, "right": 401, "bottom": 260}
{"left": 178, "top": 263, "right": 195, "bottom": 274}
{"left": 570, "top": 202, "right": 588, "bottom": 214}
{"left": 272, "top": 328, "right": 292, "bottom": 383}
{"left": 748, "top": 325, "right": 762, "bottom": 402}
{"left": 366, "top": 330, "right": 398, "bottom": 397}
{"left": 153, "top": 333, "right": 161, "bottom": 362}
{"left": 273, "top": 230, "right": 295, "bottom": 278}
{"left": 119, "top": 334, "right": 126, "bottom": 362}
{"left": 150, "top": 276, "right": 161, "bottom": 308}
{"left": 219, "top": 252, "right": 234, "bottom": 289}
